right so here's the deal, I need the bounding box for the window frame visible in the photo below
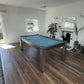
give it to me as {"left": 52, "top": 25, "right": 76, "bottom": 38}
{"left": 26, "top": 19, "right": 39, "bottom": 32}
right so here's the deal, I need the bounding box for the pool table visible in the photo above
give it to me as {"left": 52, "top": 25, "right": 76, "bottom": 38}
{"left": 20, "top": 34, "right": 66, "bottom": 72}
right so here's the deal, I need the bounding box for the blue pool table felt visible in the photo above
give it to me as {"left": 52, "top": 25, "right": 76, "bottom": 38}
{"left": 23, "top": 35, "right": 62, "bottom": 47}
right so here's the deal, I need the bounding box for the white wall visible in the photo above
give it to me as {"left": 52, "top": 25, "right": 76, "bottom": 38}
{"left": 0, "top": 5, "right": 46, "bottom": 43}
{"left": 46, "top": 1, "right": 84, "bottom": 46}
{"left": 0, "top": 15, "right": 2, "bottom": 33}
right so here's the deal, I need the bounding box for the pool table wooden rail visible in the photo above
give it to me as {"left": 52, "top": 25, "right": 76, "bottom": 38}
{"left": 20, "top": 36, "right": 44, "bottom": 49}
{"left": 20, "top": 35, "right": 66, "bottom": 72}
{"left": 20, "top": 35, "right": 66, "bottom": 50}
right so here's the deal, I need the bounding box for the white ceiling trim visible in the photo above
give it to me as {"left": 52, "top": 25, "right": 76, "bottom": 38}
{"left": 0, "top": 0, "right": 81, "bottom": 10}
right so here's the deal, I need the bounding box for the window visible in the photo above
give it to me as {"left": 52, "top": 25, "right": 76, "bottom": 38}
{"left": 26, "top": 19, "right": 38, "bottom": 32}
{"left": 62, "top": 17, "right": 75, "bottom": 28}
{"left": 62, "top": 22, "right": 74, "bottom": 28}
{"left": 64, "top": 22, "right": 74, "bottom": 28}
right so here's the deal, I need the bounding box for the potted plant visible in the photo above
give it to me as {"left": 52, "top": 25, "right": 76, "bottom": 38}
{"left": 47, "top": 23, "right": 58, "bottom": 38}
{"left": 74, "top": 23, "right": 84, "bottom": 49}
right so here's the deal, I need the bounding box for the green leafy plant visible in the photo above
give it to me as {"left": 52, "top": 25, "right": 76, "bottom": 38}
{"left": 0, "top": 38, "right": 4, "bottom": 42}
{"left": 74, "top": 23, "right": 84, "bottom": 40}
{"left": 74, "top": 23, "right": 84, "bottom": 49}
{"left": 47, "top": 23, "right": 58, "bottom": 38}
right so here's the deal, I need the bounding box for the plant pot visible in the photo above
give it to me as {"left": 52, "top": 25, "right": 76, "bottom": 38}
{"left": 76, "top": 49, "right": 81, "bottom": 53}
{"left": 52, "top": 35, "right": 55, "bottom": 38}
{"left": 74, "top": 40, "right": 79, "bottom": 49}
{"left": 74, "top": 40, "right": 79, "bottom": 45}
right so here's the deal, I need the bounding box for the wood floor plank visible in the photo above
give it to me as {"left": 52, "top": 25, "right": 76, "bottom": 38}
{"left": 0, "top": 43, "right": 84, "bottom": 84}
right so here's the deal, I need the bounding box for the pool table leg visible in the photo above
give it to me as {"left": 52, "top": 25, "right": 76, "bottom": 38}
{"left": 62, "top": 43, "right": 66, "bottom": 61}
{"left": 20, "top": 40, "right": 23, "bottom": 51}
{"left": 40, "top": 49, "right": 46, "bottom": 72}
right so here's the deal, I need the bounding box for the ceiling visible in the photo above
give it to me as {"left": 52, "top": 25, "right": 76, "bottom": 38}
{"left": 0, "top": 0, "right": 81, "bottom": 10}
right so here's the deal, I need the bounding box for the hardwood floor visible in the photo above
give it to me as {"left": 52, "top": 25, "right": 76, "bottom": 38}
{"left": 0, "top": 43, "right": 84, "bottom": 84}
{"left": 0, "top": 55, "right": 4, "bottom": 84}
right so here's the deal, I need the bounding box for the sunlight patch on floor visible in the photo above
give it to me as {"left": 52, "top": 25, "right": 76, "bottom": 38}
{"left": 0, "top": 44, "right": 16, "bottom": 49}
